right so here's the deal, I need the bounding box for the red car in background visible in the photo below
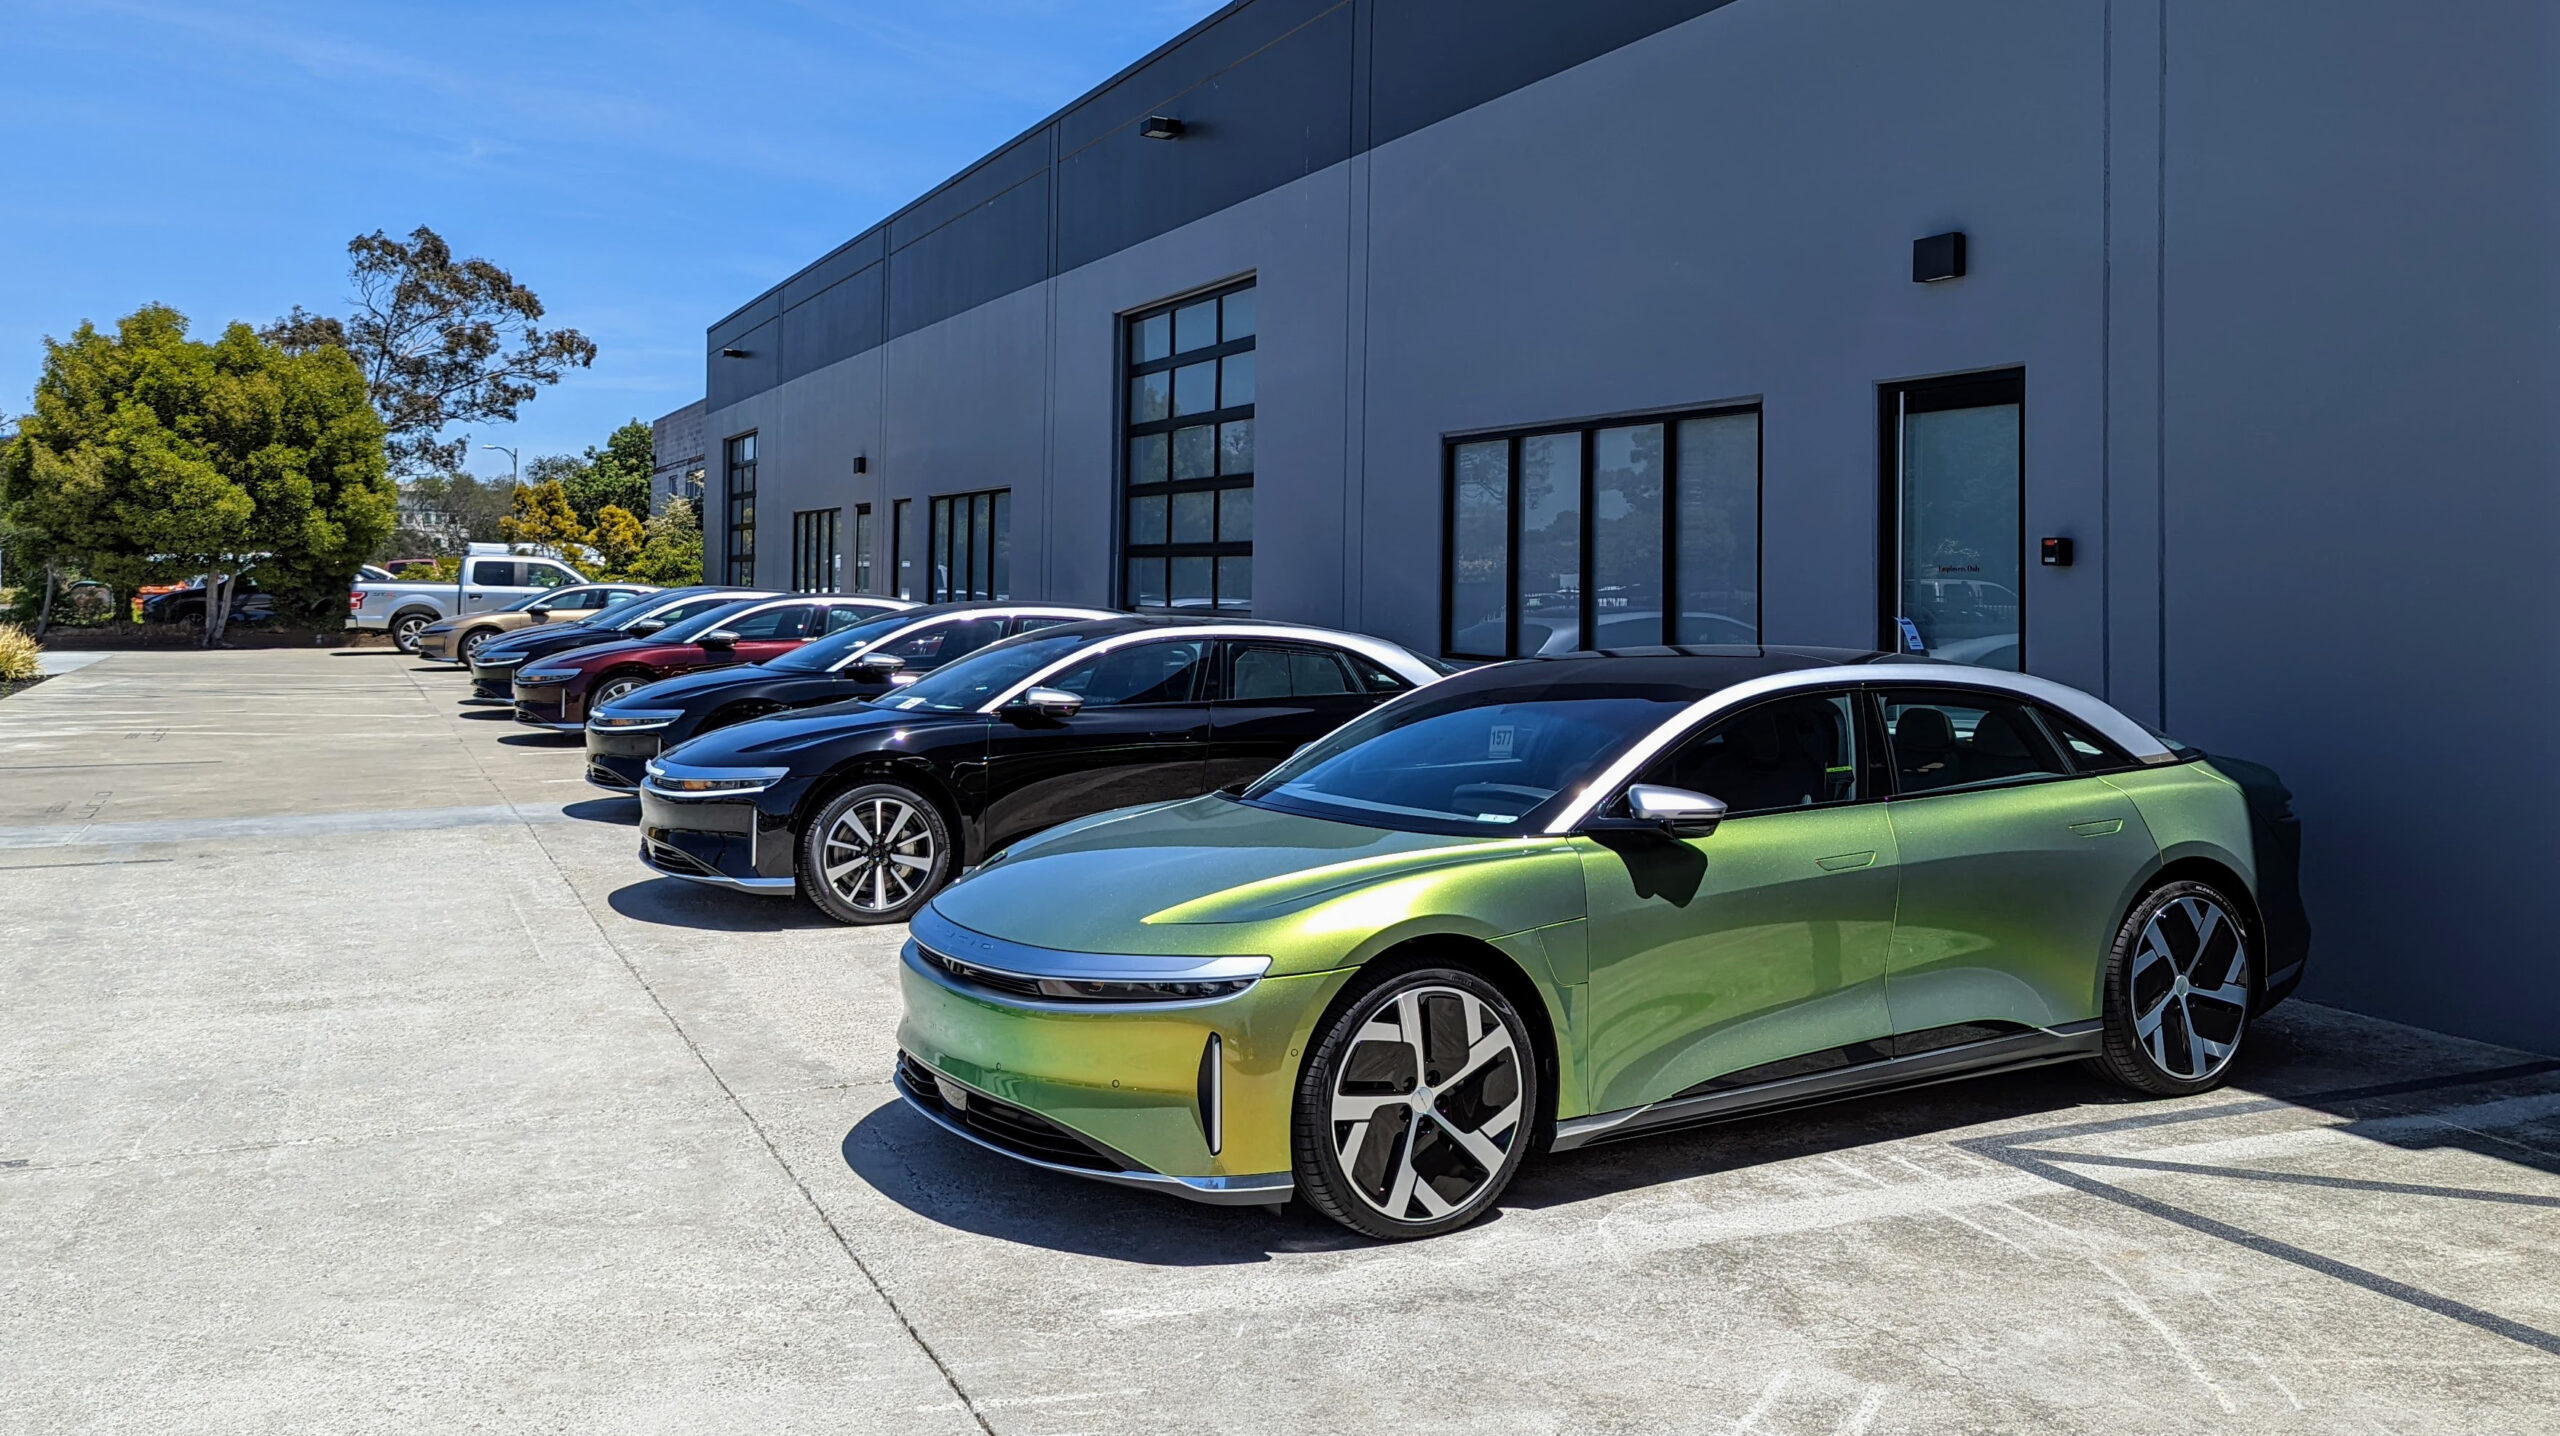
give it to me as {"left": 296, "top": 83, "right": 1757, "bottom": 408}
{"left": 509, "top": 594, "right": 911, "bottom": 730}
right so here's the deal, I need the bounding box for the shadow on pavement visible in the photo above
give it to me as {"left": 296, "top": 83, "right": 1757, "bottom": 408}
{"left": 498, "top": 731, "right": 582, "bottom": 747}
{"left": 563, "top": 797, "right": 636, "bottom": 825}
{"left": 458, "top": 708, "right": 516, "bottom": 721}
{"left": 606, "top": 877, "right": 840, "bottom": 931}
{"left": 843, "top": 1101, "right": 1364, "bottom": 1265}
{"left": 324, "top": 650, "right": 410, "bottom": 658}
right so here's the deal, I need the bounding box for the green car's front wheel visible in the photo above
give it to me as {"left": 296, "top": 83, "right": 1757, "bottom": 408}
{"left": 1292, "top": 963, "right": 1537, "bottom": 1240}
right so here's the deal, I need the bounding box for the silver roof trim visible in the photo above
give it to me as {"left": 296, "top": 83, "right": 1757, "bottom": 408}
{"left": 1542, "top": 663, "right": 2176, "bottom": 834}
{"left": 975, "top": 623, "right": 1442, "bottom": 713}
{"left": 823, "top": 606, "right": 1114, "bottom": 673}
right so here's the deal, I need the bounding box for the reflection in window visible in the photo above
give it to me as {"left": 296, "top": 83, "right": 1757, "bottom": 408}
{"left": 1444, "top": 407, "right": 1760, "bottom": 658}
{"left": 925, "top": 488, "right": 1009, "bottom": 603}
{"left": 1124, "top": 281, "right": 1254, "bottom": 612}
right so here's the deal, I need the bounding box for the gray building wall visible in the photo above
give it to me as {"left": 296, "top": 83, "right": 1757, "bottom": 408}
{"left": 701, "top": 0, "right": 2560, "bottom": 1053}
{"left": 649, "top": 400, "right": 707, "bottom": 517}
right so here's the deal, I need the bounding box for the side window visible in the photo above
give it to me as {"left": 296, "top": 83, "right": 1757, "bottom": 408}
{"left": 1230, "top": 644, "right": 1359, "bottom": 700}
{"left": 471, "top": 560, "right": 519, "bottom": 587}
{"left": 1010, "top": 615, "right": 1077, "bottom": 635}
{"left": 657, "top": 597, "right": 731, "bottom": 625}
{"left": 2040, "top": 706, "right": 2140, "bottom": 774}
{"left": 883, "top": 617, "right": 1006, "bottom": 669}
{"left": 556, "top": 589, "right": 609, "bottom": 611}
{"left": 721, "top": 604, "right": 815, "bottom": 640}
{"left": 1348, "top": 654, "right": 1413, "bottom": 694}
{"left": 822, "top": 605, "right": 873, "bottom": 634}
{"left": 1635, "top": 693, "right": 1860, "bottom": 817}
{"left": 1046, "top": 640, "right": 1211, "bottom": 706}
{"left": 1879, "top": 688, "right": 2067, "bottom": 795}
{"left": 527, "top": 564, "right": 576, "bottom": 590}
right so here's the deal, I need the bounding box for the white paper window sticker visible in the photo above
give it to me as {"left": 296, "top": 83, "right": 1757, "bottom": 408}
{"left": 1489, "top": 724, "right": 1515, "bottom": 759}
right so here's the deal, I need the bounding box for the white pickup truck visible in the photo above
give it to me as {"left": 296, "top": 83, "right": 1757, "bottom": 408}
{"left": 348, "top": 545, "right": 595, "bottom": 653}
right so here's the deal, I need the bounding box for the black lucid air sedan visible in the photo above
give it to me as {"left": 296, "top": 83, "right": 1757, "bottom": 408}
{"left": 466, "top": 586, "right": 771, "bottom": 700}
{"left": 584, "top": 601, "right": 1118, "bottom": 791}
{"left": 635, "top": 616, "right": 1448, "bottom": 923}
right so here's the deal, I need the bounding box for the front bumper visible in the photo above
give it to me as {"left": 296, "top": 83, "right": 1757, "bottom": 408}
{"left": 469, "top": 661, "right": 522, "bottom": 702}
{"left": 636, "top": 782, "right": 806, "bottom": 884}
{"left": 511, "top": 682, "right": 585, "bottom": 730}
{"left": 414, "top": 632, "right": 462, "bottom": 664}
{"left": 894, "top": 908, "right": 1350, "bottom": 1186}
{"left": 894, "top": 1057, "right": 1292, "bottom": 1206}
{"left": 584, "top": 728, "right": 666, "bottom": 791}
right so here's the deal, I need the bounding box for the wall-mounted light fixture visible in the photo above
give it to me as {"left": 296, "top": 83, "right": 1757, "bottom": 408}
{"left": 719, "top": 346, "right": 749, "bottom": 358}
{"left": 1140, "top": 116, "right": 1186, "bottom": 141}
{"left": 852, "top": 456, "right": 868, "bottom": 475}
{"left": 1911, "top": 231, "right": 1967, "bottom": 283}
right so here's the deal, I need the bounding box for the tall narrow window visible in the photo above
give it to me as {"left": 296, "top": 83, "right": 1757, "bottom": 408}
{"left": 893, "top": 498, "right": 915, "bottom": 600}
{"left": 1883, "top": 371, "right": 2023, "bottom": 670}
{"left": 791, "top": 509, "right": 840, "bottom": 592}
{"left": 853, "top": 504, "right": 874, "bottom": 593}
{"left": 924, "top": 488, "right": 1011, "bottom": 603}
{"left": 723, "top": 433, "right": 757, "bottom": 586}
{"left": 1124, "top": 281, "right": 1254, "bottom": 611}
{"left": 1443, "top": 405, "right": 1761, "bottom": 658}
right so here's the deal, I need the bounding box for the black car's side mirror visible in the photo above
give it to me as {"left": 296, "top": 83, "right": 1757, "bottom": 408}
{"left": 1004, "top": 686, "right": 1084, "bottom": 722}
{"left": 849, "top": 652, "right": 906, "bottom": 680}
{"left": 1584, "top": 784, "right": 1728, "bottom": 838}
{"left": 628, "top": 618, "right": 667, "bottom": 635}
{"left": 698, "top": 628, "right": 742, "bottom": 649}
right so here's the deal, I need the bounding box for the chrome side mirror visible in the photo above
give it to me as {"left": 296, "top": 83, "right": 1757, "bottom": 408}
{"left": 1624, "top": 784, "right": 1728, "bottom": 837}
{"left": 1009, "top": 686, "right": 1084, "bottom": 721}
{"left": 849, "top": 652, "right": 906, "bottom": 679}
{"left": 698, "top": 628, "right": 742, "bottom": 648}
{"left": 628, "top": 618, "right": 666, "bottom": 635}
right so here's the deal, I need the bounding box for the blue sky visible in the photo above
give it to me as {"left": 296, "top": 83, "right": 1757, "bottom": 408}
{"left": 0, "top": 0, "right": 1221, "bottom": 478}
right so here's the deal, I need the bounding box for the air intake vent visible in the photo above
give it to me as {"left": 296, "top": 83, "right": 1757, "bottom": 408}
{"left": 1196, "top": 1033, "right": 1223, "bottom": 1155}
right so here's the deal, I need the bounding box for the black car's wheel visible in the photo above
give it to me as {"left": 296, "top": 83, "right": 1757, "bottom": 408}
{"left": 1292, "top": 963, "right": 1538, "bottom": 1241}
{"left": 2093, "top": 879, "right": 2254, "bottom": 1096}
{"left": 797, "top": 782, "right": 951, "bottom": 925}
{"left": 390, "top": 612, "right": 432, "bottom": 654}
{"left": 460, "top": 627, "right": 499, "bottom": 660}
{"left": 591, "top": 671, "right": 652, "bottom": 706}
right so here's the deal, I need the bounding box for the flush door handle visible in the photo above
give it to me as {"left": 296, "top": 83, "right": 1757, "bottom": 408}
{"left": 1815, "top": 850, "right": 1878, "bottom": 872}
{"left": 2068, "top": 819, "right": 2124, "bottom": 838}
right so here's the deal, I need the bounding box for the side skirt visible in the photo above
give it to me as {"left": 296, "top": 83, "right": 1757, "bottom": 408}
{"left": 1549, "top": 1021, "right": 2105, "bottom": 1152}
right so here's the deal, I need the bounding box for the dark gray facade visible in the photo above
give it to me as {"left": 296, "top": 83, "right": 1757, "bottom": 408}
{"left": 702, "top": 0, "right": 2560, "bottom": 1054}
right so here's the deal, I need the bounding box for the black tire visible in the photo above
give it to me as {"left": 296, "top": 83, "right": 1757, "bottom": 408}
{"left": 390, "top": 611, "right": 433, "bottom": 654}
{"left": 2092, "top": 879, "right": 2255, "bottom": 1096}
{"left": 591, "top": 671, "right": 653, "bottom": 706}
{"left": 796, "top": 782, "right": 952, "bottom": 925}
{"left": 1291, "top": 962, "right": 1539, "bottom": 1241}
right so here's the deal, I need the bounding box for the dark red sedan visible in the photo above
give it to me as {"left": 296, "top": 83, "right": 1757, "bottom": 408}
{"left": 510, "top": 594, "right": 910, "bottom": 730}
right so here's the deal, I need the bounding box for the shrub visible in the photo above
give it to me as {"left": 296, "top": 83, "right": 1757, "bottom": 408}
{"left": 0, "top": 622, "right": 40, "bottom": 681}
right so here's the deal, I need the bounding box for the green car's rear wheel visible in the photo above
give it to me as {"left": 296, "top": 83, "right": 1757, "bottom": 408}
{"left": 1293, "top": 964, "right": 1536, "bottom": 1240}
{"left": 2093, "top": 879, "right": 2253, "bottom": 1095}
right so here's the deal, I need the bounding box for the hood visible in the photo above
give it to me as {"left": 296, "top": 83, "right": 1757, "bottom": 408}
{"left": 660, "top": 698, "right": 967, "bottom": 765}
{"left": 521, "top": 637, "right": 688, "bottom": 674}
{"left": 927, "top": 795, "right": 1520, "bottom": 957}
{"left": 479, "top": 622, "right": 612, "bottom": 659}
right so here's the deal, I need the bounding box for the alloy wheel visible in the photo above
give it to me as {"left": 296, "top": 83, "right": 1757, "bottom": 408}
{"left": 2128, "top": 894, "right": 2250, "bottom": 1081}
{"left": 593, "top": 676, "right": 647, "bottom": 705}
{"left": 819, "top": 796, "right": 937, "bottom": 915}
{"left": 391, "top": 615, "right": 427, "bottom": 653}
{"left": 461, "top": 629, "right": 492, "bottom": 660}
{"left": 1328, "top": 984, "right": 1526, "bottom": 1226}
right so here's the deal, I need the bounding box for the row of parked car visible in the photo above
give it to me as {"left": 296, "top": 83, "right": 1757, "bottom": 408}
{"left": 409, "top": 577, "right": 2309, "bottom": 1239}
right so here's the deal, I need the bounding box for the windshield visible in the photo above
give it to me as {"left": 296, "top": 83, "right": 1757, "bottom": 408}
{"left": 767, "top": 612, "right": 920, "bottom": 672}
{"left": 1242, "top": 693, "right": 1685, "bottom": 835}
{"left": 645, "top": 599, "right": 764, "bottom": 645}
{"left": 875, "top": 630, "right": 1106, "bottom": 714}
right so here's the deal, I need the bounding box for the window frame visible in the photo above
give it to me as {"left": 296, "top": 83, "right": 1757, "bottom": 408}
{"left": 922, "top": 487, "right": 1011, "bottom": 603}
{"left": 1866, "top": 685, "right": 2078, "bottom": 801}
{"left": 1121, "top": 278, "right": 1256, "bottom": 614}
{"left": 1216, "top": 640, "right": 1364, "bottom": 705}
{"left": 790, "top": 508, "right": 841, "bottom": 593}
{"left": 1045, "top": 637, "right": 1214, "bottom": 709}
{"left": 1441, "top": 401, "right": 1764, "bottom": 660}
{"left": 852, "top": 504, "right": 875, "bottom": 594}
{"left": 724, "top": 432, "right": 758, "bottom": 586}
{"left": 1623, "top": 689, "right": 1872, "bottom": 820}
{"left": 1877, "top": 368, "right": 2026, "bottom": 666}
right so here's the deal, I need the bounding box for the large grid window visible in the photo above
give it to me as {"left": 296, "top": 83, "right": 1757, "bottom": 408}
{"left": 723, "top": 433, "right": 757, "bottom": 585}
{"left": 926, "top": 489, "right": 1010, "bottom": 602}
{"left": 1444, "top": 406, "right": 1761, "bottom": 658}
{"left": 853, "top": 504, "right": 875, "bottom": 593}
{"left": 791, "top": 508, "right": 841, "bottom": 592}
{"left": 1124, "top": 281, "right": 1254, "bottom": 611}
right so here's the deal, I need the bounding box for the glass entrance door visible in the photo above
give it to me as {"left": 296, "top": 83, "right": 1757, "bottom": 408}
{"left": 1885, "top": 371, "right": 2024, "bottom": 671}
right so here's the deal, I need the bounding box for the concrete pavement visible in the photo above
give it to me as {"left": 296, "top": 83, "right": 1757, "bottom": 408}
{"left": 2, "top": 649, "right": 2556, "bottom": 1433}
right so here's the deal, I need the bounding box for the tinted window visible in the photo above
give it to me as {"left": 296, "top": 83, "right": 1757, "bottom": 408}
{"left": 614, "top": 594, "right": 738, "bottom": 632}
{"left": 472, "top": 560, "right": 518, "bottom": 587}
{"left": 821, "top": 604, "right": 873, "bottom": 634}
{"left": 718, "top": 604, "right": 815, "bottom": 640}
{"left": 1636, "top": 694, "right": 1859, "bottom": 817}
{"left": 1048, "top": 640, "right": 1211, "bottom": 706}
{"left": 1011, "top": 615, "right": 1079, "bottom": 635}
{"left": 881, "top": 630, "right": 1109, "bottom": 713}
{"left": 2042, "top": 707, "right": 2139, "bottom": 773}
{"left": 1228, "top": 645, "right": 1357, "bottom": 700}
{"left": 1246, "top": 696, "right": 1683, "bottom": 834}
{"left": 527, "top": 564, "right": 577, "bottom": 589}
{"left": 1348, "top": 654, "right": 1413, "bottom": 694}
{"left": 883, "top": 616, "right": 1007, "bottom": 669}
{"left": 1881, "top": 689, "right": 2067, "bottom": 795}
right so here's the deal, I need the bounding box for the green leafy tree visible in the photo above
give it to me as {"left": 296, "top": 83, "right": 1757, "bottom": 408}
{"left": 619, "top": 497, "right": 703, "bottom": 586}
{"left": 0, "top": 305, "right": 391, "bottom": 644}
{"left": 496, "top": 479, "right": 594, "bottom": 574}
{"left": 526, "top": 418, "right": 654, "bottom": 529}
{"left": 264, "top": 226, "right": 595, "bottom": 476}
{"left": 591, "top": 504, "right": 644, "bottom": 574}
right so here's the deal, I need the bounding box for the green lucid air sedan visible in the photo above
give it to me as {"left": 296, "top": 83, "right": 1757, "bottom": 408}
{"left": 894, "top": 648, "right": 2308, "bottom": 1239}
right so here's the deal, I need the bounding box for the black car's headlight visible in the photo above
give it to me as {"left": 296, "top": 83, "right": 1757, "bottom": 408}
{"left": 589, "top": 708, "right": 682, "bottom": 732}
{"left": 643, "top": 760, "right": 788, "bottom": 797}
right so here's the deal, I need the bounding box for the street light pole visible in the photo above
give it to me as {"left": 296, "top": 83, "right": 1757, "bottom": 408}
{"left": 484, "top": 444, "right": 520, "bottom": 486}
